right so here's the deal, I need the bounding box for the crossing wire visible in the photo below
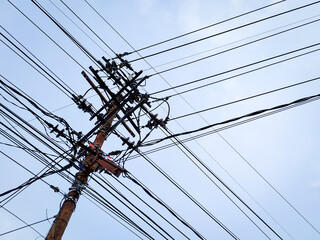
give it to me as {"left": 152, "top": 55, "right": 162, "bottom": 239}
{"left": 129, "top": 0, "right": 320, "bottom": 63}
{"left": 86, "top": 3, "right": 285, "bottom": 238}
{"left": 104, "top": 173, "right": 195, "bottom": 239}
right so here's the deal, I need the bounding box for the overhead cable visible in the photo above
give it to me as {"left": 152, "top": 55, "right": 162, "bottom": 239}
{"left": 142, "top": 92, "right": 320, "bottom": 146}
{"left": 152, "top": 42, "right": 320, "bottom": 96}
{"left": 120, "top": 0, "right": 285, "bottom": 56}
{"left": 129, "top": 0, "right": 320, "bottom": 62}
{"left": 170, "top": 76, "right": 320, "bottom": 121}
{"left": 148, "top": 17, "right": 320, "bottom": 77}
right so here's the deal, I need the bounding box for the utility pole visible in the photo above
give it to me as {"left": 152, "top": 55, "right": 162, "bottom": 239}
{"left": 45, "top": 55, "right": 166, "bottom": 239}
{"left": 46, "top": 101, "right": 124, "bottom": 240}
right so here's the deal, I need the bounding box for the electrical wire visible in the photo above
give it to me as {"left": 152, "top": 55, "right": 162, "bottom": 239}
{"left": 104, "top": 173, "right": 195, "bottom": 240}
{"left": 0, "top": 215, "right": 55, "bottom": 237}
{"left": 48, "top": 0, "right": 112, "bottom": 58}
{"left": 170, "top": 76, "right": 320, "bottom": 121}
{"left": 143, "top": 92, "right": 320, "bottom": 146}
{"left": 151, "top": 42, "right": 320, "bottom": 96}
{"left": 0, "top": 25, "right": 77, "bottom": 96}
{"left": 59, "top": 0, "right": 116, "bottom": 57}
{"left": 30, "top": 0, "right": 100, "bottom": 68}
{"left": 147, "top": 17, "right": 320, "bottom": 77}
{"left": 142, "top": 14, "right": 320, "bottom": 72}
{"left": 127, "top": 93, "right": 320, "bottom": 158}
{"left": 7, "top": 0, "right": 93, "bottom": 77}
{"left": 129, "top": 0, "right": 320, "bottom": 63}
{"left": 0, "top": 206, "right": 44, "bottom": 238}
{"left": 133, "top": 149, "right": 239, "bottom": 240}
{"left": 118, "top": 0, "right": 285, "bottom": 56}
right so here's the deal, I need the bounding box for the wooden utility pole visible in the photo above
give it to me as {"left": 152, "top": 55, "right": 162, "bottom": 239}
{"left": 46, "top": 103, "right": 123, "bottom": 240}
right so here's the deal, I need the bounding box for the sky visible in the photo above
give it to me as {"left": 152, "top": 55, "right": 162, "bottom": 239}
{"left": 1, "top": 0, "right": 320, "bottom": 239}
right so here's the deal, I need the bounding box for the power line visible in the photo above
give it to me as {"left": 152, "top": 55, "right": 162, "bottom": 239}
{"left": 128, "top": 0, "right": 320, "bottom": 62}
{"left": 104, "top": 173, "right": 195, "bottom": 239}
{"left": 142, "top": 14, "right": 320, "bottom": 72}
{"left": 143, "top": 92, "right": 320, "bottom": 146}
{"left": 170, "top": 76, "right": 320, "bottom": 121}
{"left": 120, "top": 0, "right": 285, "bottom": 56}
{"left": 0, "top": 215, "right": 55, "bottom": 237}
{"left": 59, "top": 0, "right": 116, "bottom": 57}
{"left": 148, "top": 17, "right": 320, "bottom": 77}
{"left": 0, "top": 206, "right": 45, "bottom": 238}
{"left": 48, "top": 0, "right": 112, "bottom": 58}
{"left": 151, "top": 42, "right": 320, "bottom": 96}
{"left": 127, "top": 92, "right": 320, "bottom": 158}
{"left": 7, "top": 0, "right": 93, "bottom": 77}
{"left": 133, "top": 149, "right": 239, "bottom": 240}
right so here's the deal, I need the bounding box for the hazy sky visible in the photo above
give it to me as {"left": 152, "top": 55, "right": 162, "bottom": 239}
{"left": 1, "top": 0, "right": 320, "bottom": 239}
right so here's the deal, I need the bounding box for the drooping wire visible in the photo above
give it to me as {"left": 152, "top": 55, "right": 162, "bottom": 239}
{"left": 128, "top": 0, "right": 320, "bottom": 63}
{"left": 128, "top": 94, "right": 320, "bottom": 158}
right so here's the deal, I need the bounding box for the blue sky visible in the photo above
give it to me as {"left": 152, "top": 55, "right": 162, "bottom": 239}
{"left": 1, "top": 0, "right": 320, "bottom": 239}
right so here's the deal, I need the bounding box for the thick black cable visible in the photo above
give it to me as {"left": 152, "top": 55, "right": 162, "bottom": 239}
{"left": 7, "top": 0, "right": 93, "bottom": 77}
{"left": 171, "top": 76, "right": 320, "bottom": 121}
{"left": 152, "top": 42, "right": 320, "bottom": 96}
{"left": 128, "top": 94, "right": 320, "bottom": 159}
{"left": 143, "top": 92, "right": 320, "bottom": 146}
{"left": 149, "top": 17, "right": 320, "bottom": 77}
{"left": 60, "top": 0, "right": 116, "bottom": 56}
{"left": 0, "top": 163, "right": 71, "bottom": 198}
{"left": 129, "top": 0, "right": 320, "bottom": 63}
{"left": 121, "top": 0, "right": 285, "bottom": 55}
